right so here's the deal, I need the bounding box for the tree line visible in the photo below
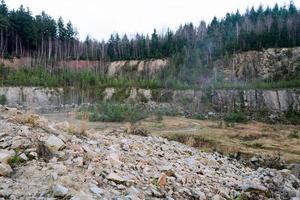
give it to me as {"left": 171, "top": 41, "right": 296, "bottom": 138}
{"left": 0, "top": 0, "right": 299, "bottom": 64}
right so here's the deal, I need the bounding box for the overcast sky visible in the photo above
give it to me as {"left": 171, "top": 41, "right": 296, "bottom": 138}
{"left": 5, "top": 0, "right": 300, "bottom": 41}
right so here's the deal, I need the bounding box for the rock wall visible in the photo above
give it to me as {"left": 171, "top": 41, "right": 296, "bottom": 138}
{"left": 0, "top": 87, "right": 299, "bottom": 114}
{"left": 0, "top": 58, "right": 168, "bottom": 77}
{"left": 213, "top": 47, "right": 300, "bottom": 81}
{"left": 212, "top": 89, "right": 300, "bottom": 113}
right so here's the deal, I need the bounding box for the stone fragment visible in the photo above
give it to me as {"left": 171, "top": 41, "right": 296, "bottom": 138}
{"left": 19, "top": 153, "right": 28, "bottom": 161}
{"left": 45, "top": 135, "right": 65, "bottom": 153}
{"left": 157, "top": 173, "right": 167, "bottom": 187}
{"left": 107, "top": 173, "right": 126, "bottom": 184}
{"left": 89, "top": 184, "right": 104, "bottom": 196}
{"left": 0, "top": 163, "right": 13, "bottom": 176}
{"left": 0, "top": 150, "right": 14, "bottom": 164}
{"left": 52, "top": 184, "right": 68, "bottom": 197}
{"left": 241, "top": 182, "right": 268, "bottom": 192}
{"left": 28, "top": 152, "right": 38, "bottom": 159}
{"left": 212, "top": 194, "right": 225, "bottom": 200}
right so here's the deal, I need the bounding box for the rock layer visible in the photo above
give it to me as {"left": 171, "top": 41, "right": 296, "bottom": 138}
{"left": 1, "top": 87, "right": 300, "bottom": 114}
{"left": 212, "top": 89, "right": 300, "bottom": 112}
{"left": 213, "top": 47, "right": 300, "bottom": 81}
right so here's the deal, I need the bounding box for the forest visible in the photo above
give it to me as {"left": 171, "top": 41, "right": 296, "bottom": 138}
{"left": 0, "top": 0, "right": 299, "bottom": 88}
{"left": 0, "top": 0, "right": 299, "bottom": 62}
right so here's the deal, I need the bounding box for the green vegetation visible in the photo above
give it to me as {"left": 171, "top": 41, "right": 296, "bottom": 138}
{"left": 0, "top": 94, "right": 6, "bottom": 105}
{"left": 5, "top": 0, "right": 299, "bottom": 62}
{"left": 80, "top": 102, "right": 180, "bottom": 123}
{"left": 284, "top": 110, "right": 300, "bottom": 125}
{"left": 213, "top": 79, "right": 300, "bottom": 90}
{"left": 224, "top": 112, "right": 248, "bottom": 123}
{"left": 8, "top": 155, "right": 25, "bottom": 168}
{"left": 82, "top": 103, "right": 148, "bottom": 123}
{"left": 0, "top": 65, "right": 193, "bottom": 90}
{"left": 288, "top": 130, "right": 299, "bottom": 139}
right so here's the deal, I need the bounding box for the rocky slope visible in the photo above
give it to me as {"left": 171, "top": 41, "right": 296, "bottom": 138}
{"left": 213, "top": 47, "right": 300, "bottom": 82}
{"left": 0, "top": 106, "right": 300, "bottom": 200}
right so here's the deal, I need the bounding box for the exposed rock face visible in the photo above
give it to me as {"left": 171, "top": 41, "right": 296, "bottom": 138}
{"left": 0, "top": 87, "right": 63, "bottom": 110}
{"left": 0, "top": 58, "right": 168, "bottom": 77}
{"left": 213, "top": 47, "right": 300, "bottom": 81}
{"left": 212, "top": 89, "right": 300, "bottom": 112}
{"left": 0, "top": 87, "right": 299, "bottom": 114}
{"left": 0, "top": 106, "right": 299, "bottom": 199}
{"left": 107, "top": 59, "right": 168, "bottom": 76}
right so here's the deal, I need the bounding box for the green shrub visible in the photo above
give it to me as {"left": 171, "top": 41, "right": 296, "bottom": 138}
{"left": 154, "top": 106, "right": 180, "bottom": 117}
{"left": 8, "top": 155, "right": 25, "bottom": 168}
{"left": 224, "top": 112, "right": 248, "bottom": 123}
{"left": 84, "top": 102, "right": 148, "bottom": 122}
{"left": 0, "top": 95, "right": 7, "bottom": 105}
{"left": 284, "top": 110, "right": 300, "bottom": 125}
{"left": 190, "top": 113, "right": 206, "bottom": 120}
{"left": 288, "top": 130, "right": 299, "bottom": 139}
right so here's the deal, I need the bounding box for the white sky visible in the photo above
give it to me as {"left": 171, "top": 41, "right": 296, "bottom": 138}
{"left": 5, "top": 0, "right": 300, "bottom": 41}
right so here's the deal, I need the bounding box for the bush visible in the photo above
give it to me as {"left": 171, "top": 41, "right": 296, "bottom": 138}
{"left": 284, "top": 110, "right": 300, "bottom": 125}
{"left": 288, "top": 130, "right": 299, "bottom": 139}
{"left": 0, "top": 95, "right": 7, "bottom": 105}
{"left": 8, "top": 155, "right": 25, "bottom": 168}
{"left": 224, "top": 112, "right": 248, "bottom": 123}
{"left": 84, "top": 102, "right": 148, "bottom": 123}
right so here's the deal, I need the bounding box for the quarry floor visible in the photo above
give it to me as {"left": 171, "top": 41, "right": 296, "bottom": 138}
{"left": 42, "top": 112, "right": 300, "bottom": 164}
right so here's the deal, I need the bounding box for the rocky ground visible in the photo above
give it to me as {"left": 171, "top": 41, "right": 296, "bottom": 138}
{"left": 0, "top": 106, "right": 300, "bottom": 200}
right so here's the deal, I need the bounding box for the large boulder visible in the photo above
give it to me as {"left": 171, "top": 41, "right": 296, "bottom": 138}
{"left": 45, "top": 135, "right": 65, "bottom": 153}
{"left": 0, "top": 163, "right": 13, "bottom": 176}
{"left": 0, "top": 150, "right": 15, "bottom": 164}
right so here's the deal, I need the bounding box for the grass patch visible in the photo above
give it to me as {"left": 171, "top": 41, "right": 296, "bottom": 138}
{"left": 164, "top": 134, "right": 216, "bottom": 150}
{"left": 8, "top": 155, "right": 25, "bottom": 168}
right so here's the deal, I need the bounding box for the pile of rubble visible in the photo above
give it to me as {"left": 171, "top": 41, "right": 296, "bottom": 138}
{"left": 0, "top": 106, "right": 299, "bottom": 200}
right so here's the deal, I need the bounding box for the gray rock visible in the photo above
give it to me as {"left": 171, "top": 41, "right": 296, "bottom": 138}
{"left": 28, "top": 152, "right": 38, "bottom": 159}
{"left": 89, "top": 184, "right": 104, "bottom": 196}
{"left": 212, "top": 194, "right": 225, "bottom": 200}
{"left": 0, "top": 150, "right": 15, "bottom": 164}
{"left": 126, "top": 186, "right": 140, "bottom": 196}
{"left": 0, "top": 189, "right": 11, "bottom": 198}
{"left": 0, "top": 163, "right": 12, "bottom": 176}
{"left": 192, "top": 189, "right": 206, "bottom": 200}
{"left": 52, "top": 184, "right": 68, "bottom": 197}
{"left": 241, "top": 182, "right": 267, "bottom": 192}
{"left": 46, "top": 135, "right": 65, "bottom": 153}
{"left": 250, "top": 156, "right": 259, "bottom": 163}
{"left": 19, "top": 153, "right": 28, "bottom": 161}
{"left": 107, "top": 173, "right": 126, "bottom": 184}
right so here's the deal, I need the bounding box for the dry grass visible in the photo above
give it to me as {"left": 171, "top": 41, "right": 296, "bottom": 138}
{"left": 79, "top": 112, "right": 89, "bottom": 135}
{"left": 42, "top": 112, "right": 300, "bottom": 163}
{"left": 10, "top": 112, "right": 48, "bottom": 128}
{"left": 138, "top": 116, "right": 300, "bottom": 163}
